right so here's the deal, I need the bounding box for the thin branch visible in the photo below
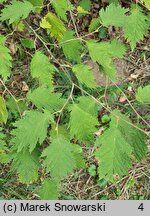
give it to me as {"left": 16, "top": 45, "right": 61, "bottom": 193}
{"left": 25, "top": 21, "right": 73, "bottom": 84}
{"left": 0, "top": 78, "right": 22, "bottom": 118}
{"left": 74, "top": 83, "right": 150, "bottom": 137}
{"left": 55, "top": 83, "right": 74, "bottom": 133}
{"left": 111, "top": 80, "right": 150, "bottom": 128}
{"left": 67, "top": 0, "right": 79, "bottom": 37}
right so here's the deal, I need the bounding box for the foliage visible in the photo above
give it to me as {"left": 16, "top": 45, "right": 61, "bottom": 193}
{"left": 30, "top": 51, "right": 54, "bottom": 88}
{"left": 123, "top": 4, "right": 149, "bottom": 50}
{"left": 87, "top": 39, "right": 126, "bottom": 80}
{"left": 0, "top": 96, "right": 8, "bottom": 124}
{"left": 0, "top": 0, "right": 34, "bottom": 24}
{"left": 60, "top": 31, "right": 83, "bottom": 63}
{"left": 72, "top": 64, "right": 97, "bottom": 88}
{"left": 99, "top": 3, "right": 128, "bottom": 27}
{"left": 0, "top": 0, "right": 149, "bottom": 200}
{"left": 40, "top": 12, "right": 66, "bottom": 40}
{"left": 42, "top": 134, "right": 76, "bottom": 180}
{"left": 92, "top": 3, "right": 149, "bottom": 49}
{"left": 136, "top": 85, "right": 150, "bottom": 103}
{"left": 0, "top": 127, "right": 9, "bottom": 164}
{"left": 27, "top": 87, "right": 66, "bottom": 112}
{"left": 140, "top": 0, "right": 150, "bottom": 9}
{"left": 39, "top": 179, "right": 59, "bottom": 200}
{"left": 51, "top": 0, "right": 68, "bottom": 21}
{"left": 11, "top": 149, "right": 40, "bottom": 184}
{"left": 95, "top": 110, "right": 147, "bottom": 181}
{"left": 69, "top": 96, "right": 99, "bottom": 142}
{"left": 79, "top": 0, "right": 91, "bottom": 11}
{"left": 0, "top": 35, "right": 12, "bottom": 80}
{"left": 11, "top": 110, "right": 52, "bottom": 153}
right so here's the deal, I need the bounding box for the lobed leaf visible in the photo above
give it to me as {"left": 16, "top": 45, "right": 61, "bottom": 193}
{"left": 0, "top": 0, "right": 34, "bottom": 24}
{"left": 11, "top": 110, "right": 52, "bottom": 153}
{"left": 69, "top": 96, "right": 99, "bottom": 142}
{"left": 42, "top": 135, "right": 76, "bottom": 180}
{"left": 11, "top": 149, "right": 40, "bottom": 184}
{"left": 39, "top": 179, "right": 59, "bottom": 200}
{"left": 0, "top": 96, "right": 8, "bottom": 124}
{"left": 27, "top": 86, "right": 66, "bottom": 113}
{"left": 60, "top": 31, "right": 82, "bottom": 63}
{"left": 40, "top": 12, "right": 66, "bottom": 40}
{"left": 87, "top": 39, "right": 126, "bottom": 80}
{"left": 51, "top": 0, "right": 68, "bottom": 21}
{"left": 0, "top": 127, "right": 9, "bottom": 164}
{"left": 0, "top": 35, "right": 12, "bottom": 80}
{"left": 95, "top": 110, "right": 147, "bottom": 181}
{"left": 30, "top": 51, "right": 54, "bottom": 88}
{"left": 99, "top": 3, "right": 128, "bottom": 27}
{"left": 136, "top": 85, "right": 150, "bottom": 103}
{"left": 72, "top": 64, "right": 97, "bottom": 88}
{"left": 123, "top": 4, "right": 149, "bottom": 49}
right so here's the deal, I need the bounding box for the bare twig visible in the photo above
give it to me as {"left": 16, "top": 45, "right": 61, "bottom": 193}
{"left": 111, "top": 80, "right": 150, "bottom": 128}
{"left": 55, "top": 83, "right": 74, "bottom": 133}
{"left": 67, "top": 0, "right": 79, "bottom": 37}
{"left": 0, "top": 78, "right": 22, "bottom": 118}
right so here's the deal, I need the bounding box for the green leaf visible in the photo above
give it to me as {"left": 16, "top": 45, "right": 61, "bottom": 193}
{"left": 27, "top": 0, "right": 43, "bottom": 13}
{"left": 123, "top": 4, "right": 149, "bottom": 49}
{"left": 27, "top": 0, "right": 43, "bottom": 7}
{"left": 60, "top": 31, "right": 82, "bottom": 63}
{"left": 79, "top": 0, "right": 91, "bottom": 11}
{"left": 30, "top": 51, "right": 54, "bottom": 88}
{"left": 89, "top": 17, "right": 101, "bottom": 32}
{"left": 51, "top": 0, "right": 68, "bottom": 21}
{"left": 27, "top": 86, "right": 66, "bottom": 112}
{"left": 0, "top": 0, "right": 34, "bottom": 24}
{"left": 95, "top": 123, "right": 132, "bottom": 182}
{"left": 95, "top": 110, "right": 147, "bottom": 181}
{"left": 21, "top": 39, "right": 35, "bottom": 49}
{"left": 136, "top": 85, "right": 150, "bottom": 103}
{"left": 77, "top": 6, "right": 89, "bottom": 15}
{"left": 6, "top": 95, "right": 26, "bottom": 118}
{"left": 87, "top": 39, "right": 126, "bottom": 80}
{"left": 42, "top": 135, "right": 76, "bottom": 180}
{"left": 72, "top": 64, "right": 97, "bottom": 88}
{"left": 11, "top": 149, "right": 39, "bottom": 184}
{"left": 0, "top": 96, "right": 8, "bottom": 124}
{"left": 113, "top": 110, "right": 147, "bottom": 161}
{"left": 140, "top": 0, "right": 150, "bottom": 10}
{"left": 99, "top": 3, "right": 128, "bottom": 27}
{"left": 72, "top": 144, "right": 86, "bottom": 169}
{"left": 0, "top": 128, "right": 6, "bottom": 147}
{"left": 51, "top": 124, "right": 70, "bottom": 140}
{"left": 0, "top": 35, "right": 12, "bottom": 80}
{"left": 69, "top": 96, "right": 98, "bottom": 142}
{"left": 11, "top": 110, "right": 52, "bottom": 153}
{"left": 0, "top": 0, "right": 6, "bottom": 4}
{"left": 109, "top": 0, "right": 119, "bottom": 3}
{"left": 40, "top": 12, "right": 66, "bottom": 40}
{"left": 88, "top": 164, "right": 96, "bottom": 177}
{"left": 0, "top": 34, "right": 6, "bottom": 44}
{"left": 110, "top": 39, "right": 127, "bottom": 57}
{"left": 39, "top": 179, "right": 59, "bottom": 200}
{"left": 99, "top": 27, "right": 107, "bottom": 39}
{"left": 0, "top": 128, "right": 9, "bottom": 164}
{"left": 74, "top": 96, "right": 98, "bottom": 117}
{"left": 12, "top": 20, "right": 24, "bottom": 32}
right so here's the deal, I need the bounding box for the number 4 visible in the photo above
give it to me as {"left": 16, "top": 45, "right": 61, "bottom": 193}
{"left": 138, "top": 203, "right": 144, "bottom": 211}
